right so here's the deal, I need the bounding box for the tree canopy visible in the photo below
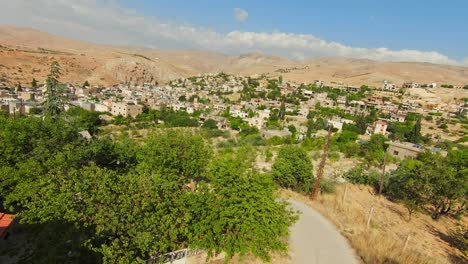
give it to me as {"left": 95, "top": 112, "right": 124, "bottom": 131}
{"left": 0, "top": 113, "right": 297, "bottom": 263}
{"left": 272, "top": 145, "right": 314, "bottom": 193}
{"left": 386, "top": 151, "right": 467, "bottom": 219}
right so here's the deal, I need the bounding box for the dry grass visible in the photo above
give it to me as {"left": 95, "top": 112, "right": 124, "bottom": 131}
{"left": 282, "top": 186, "right": 467, "bottom": 264}
{"left": 188, "top": 252, "right": 291, "bottom": 264}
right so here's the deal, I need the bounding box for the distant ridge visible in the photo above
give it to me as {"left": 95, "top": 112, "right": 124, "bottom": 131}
{"left": 1, "top": 25, "right": 467, "bottom": 87}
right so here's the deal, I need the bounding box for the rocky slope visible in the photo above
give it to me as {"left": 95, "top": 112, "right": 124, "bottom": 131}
{"left": 1, "top": 25, "right": 468, "bottom": 87}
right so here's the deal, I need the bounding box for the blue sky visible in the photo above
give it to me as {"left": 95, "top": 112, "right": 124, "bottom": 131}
{"left": 120, "top": 0, "right": 468, "bottom": 60}
{"left": 0, "top": 0, "right": 467, "bottom": 65}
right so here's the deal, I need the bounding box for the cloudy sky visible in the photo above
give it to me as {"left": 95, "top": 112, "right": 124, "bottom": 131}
{"left": 0, "top": 0, "right": 467, "bottom": 66}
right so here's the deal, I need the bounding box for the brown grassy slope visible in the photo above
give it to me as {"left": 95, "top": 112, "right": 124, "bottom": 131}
{"left": 282, "top": 187, "right": 467, "bottom": 264}
{"left": 278, "top": 57, "right": 468, "bottom": 87}
{"left": 1, "top": 25, "right": 468, "bottom": 88}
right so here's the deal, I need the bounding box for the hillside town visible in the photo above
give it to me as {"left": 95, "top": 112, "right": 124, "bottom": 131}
{"left": 1, "top": 73, "right": 467, "bottom": 147}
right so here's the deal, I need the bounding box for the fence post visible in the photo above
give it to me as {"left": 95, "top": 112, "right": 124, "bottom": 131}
{"left": 402, "top": 235, "right": 411, "bottom": 252}
{"left": 366, "top": 207, "right": 374, "bottom": 229}
{"left": 341, "top": 184, "right": 348, "bottom": 203}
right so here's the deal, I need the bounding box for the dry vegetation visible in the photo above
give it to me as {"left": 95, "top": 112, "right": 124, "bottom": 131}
{"left": 2, "top": 26, "right": 468, "bottom": 88}
{"left": 282, "top": 186, "right": 467, "bottom": 264}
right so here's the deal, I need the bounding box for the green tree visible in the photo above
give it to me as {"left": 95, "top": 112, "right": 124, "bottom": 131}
{"left": 272, "top": 145, "right": 314, "bottom": 193}
{"left": 202, "top": 119, "right": 218, "bottom": 129}
{"left": 43, "top": 61, "right": 66, "bottom": 117}
{"left": 189, "top": 150, "right": 298, "bottom": 262}
{"left": 408, "top": 117, "right": 422, "bottom": 143}
{"left": 279, "top": 102, "right": 286, "bottom": 121}
{"left": 31, "top": 78, "right": 38, "bottom": 88}
{"left": 16, "top": 82, "right": 22, "bottom": 92}
{"left": 362, "top": 134, "right": 387, "bottom": 165}
{"left": 386, "top": 152, "right": 466, "bottom": 220}
{"left": 137, "top": 130, "right": 211, "bottom": 181}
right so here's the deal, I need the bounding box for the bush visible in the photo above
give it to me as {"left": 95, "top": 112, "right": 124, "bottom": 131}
{"left": 265, "top": 149, "right": 273, "bottom": 162}
{"left": 268, "top": 136, "right": 284, "bottom": 146}
{"left": 344, "top": 165, "right": 379, "bottom": 187}
{"left": 217, "top": 138, "right": 238, "bottom": 148}
{"left": 438, "top": 123, "right": 448, "bottom": 129}
{"left": 320, "top": 178, "right": 336, "bottom": 194}
{"left": 272, "top": 145, "right": 314, "bottom": 193}
{"left": 328, "top": 151, "right": 341, "bottom": 162}
{"left": 202, "top": 128, "right": 229, "bottom": 138}
{"left": 240, "top": 135, "right": 267, "bottom": 146}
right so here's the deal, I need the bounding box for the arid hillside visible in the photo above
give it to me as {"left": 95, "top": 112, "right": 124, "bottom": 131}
{"left": 1, "top": 25, "right": 468, "bottom": 88}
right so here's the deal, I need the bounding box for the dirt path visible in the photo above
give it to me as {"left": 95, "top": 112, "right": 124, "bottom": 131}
{"left": 288, "top": 199, "right": 358, "bottom": 264}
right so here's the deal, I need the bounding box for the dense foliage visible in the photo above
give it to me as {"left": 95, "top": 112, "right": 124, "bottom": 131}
{"left": 386, "top": 151, "right": 467, "bottom": 219}
{"left": 0, "top": 113, "right": 297, "bottom": 263}
{"left": 272, "top": 145, "right": 314, "bottom": 193}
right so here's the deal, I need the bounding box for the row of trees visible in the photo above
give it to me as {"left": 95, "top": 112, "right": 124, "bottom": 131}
{"left": 343, "top": 150, "right": 467, "bottom": 220}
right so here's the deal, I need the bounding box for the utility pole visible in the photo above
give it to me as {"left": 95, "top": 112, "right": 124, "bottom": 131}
{"left": 379, "top": 153, "right": 387, "bottom": 195}
{"left": 311, "top": 124, "right": 333, "bottom": 201}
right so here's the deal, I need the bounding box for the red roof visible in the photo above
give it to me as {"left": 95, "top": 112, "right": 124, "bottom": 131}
{"left": 375, "top": 120, "right": 388, "bottom": 125}
{"left": 0, "top": 213, "right": 14, "bottom": 236}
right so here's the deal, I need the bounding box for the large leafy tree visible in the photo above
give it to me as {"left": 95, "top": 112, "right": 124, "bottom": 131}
{"left": 136, "top": 129, "right": 212, "bottom": 182}
{"left": 272, "top": 145, "right": 314, "bottom": 193}
{"left": 386, "top": 151, "right": 467, "bottom": 219}
{"left": 386, "top": 159, "right": 428, "bottom": 219}
{"left": 189, "top": 149, "right": 298, "bottom": 262}
{"left": 361, "top": 134, "right": 387, "bottom": 166}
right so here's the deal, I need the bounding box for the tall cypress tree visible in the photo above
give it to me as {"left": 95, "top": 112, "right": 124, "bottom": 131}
{"left": 408, "top": 117, "right": 422, "bottom": 143}
{"left": 43, "top": 61, "right": 65, "bottom": 118}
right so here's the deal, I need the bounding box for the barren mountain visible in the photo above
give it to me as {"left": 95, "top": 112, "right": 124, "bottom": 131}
{"left": 1, "top": 25, "right": 467, "bottom": 88}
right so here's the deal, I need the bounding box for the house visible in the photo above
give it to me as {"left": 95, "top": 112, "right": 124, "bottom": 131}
{"left": 386, "top": 141, "right": 423, "bottom": 159}
{"left": 402, "top": 82, "right": 420, "bottom": 89}
{"left": 346, "top": 86, "right": 359, "bottom": 93}
{"left": 314, "top": 80, "right": 324, "bottom": 87}
{"left": 326, "top": 119, "right": 344, "bottom": 132}
{"left": 386, "top": 141, "right": 448, "bottom": 160}
{"left": 246, "top": 116, "right": 266, "bottom": 130}
{"left": 111, "top": 102, "right": 143, "bottom": 118}
{"left": 371, "top": 120, "right": 388, "bottom": 135}
{"left": 383, "top": 80, "right": 398, "bottom": 91}
{"left": 18, "top": 91, "right": 35, "bottom": 101}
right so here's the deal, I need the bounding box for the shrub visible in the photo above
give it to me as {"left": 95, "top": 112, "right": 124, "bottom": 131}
{"left": 320, "top": 178, "right": 336, "bottom": 194}
{"left": 344, "top": 165, "right": 379, "bottom": 187}
{"left": 328, "top": 151, "right": 341, "bottom": 162}
{"left": 217, "top": 138, "right": 238, "bottom": 148}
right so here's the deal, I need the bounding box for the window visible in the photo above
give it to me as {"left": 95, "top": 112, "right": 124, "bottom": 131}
{"left": 393, "top": 151, "right": 399, "bottom": 156}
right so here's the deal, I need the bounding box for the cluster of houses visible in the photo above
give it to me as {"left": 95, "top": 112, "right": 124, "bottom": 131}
{"left": 1, "top": 75, "right": 466, "bottom": 144}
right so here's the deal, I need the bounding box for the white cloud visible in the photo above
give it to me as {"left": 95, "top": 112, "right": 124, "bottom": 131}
{"left": 0, "top": 0, "right": 466, "bottom": 66}
{"left": 234, "top": 8, "right": 249, "bottom": 22}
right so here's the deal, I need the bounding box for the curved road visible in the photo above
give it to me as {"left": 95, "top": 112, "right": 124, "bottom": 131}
{"left": 288, "top": 199, "right": 358, "bottom": 264}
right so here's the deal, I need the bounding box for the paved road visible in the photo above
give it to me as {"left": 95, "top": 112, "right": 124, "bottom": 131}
{"left": 288, "top": 199, "right": 358, "bottom": 264}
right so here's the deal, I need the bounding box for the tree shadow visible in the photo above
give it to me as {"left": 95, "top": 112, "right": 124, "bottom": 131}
{"left": 426, "top": 225, "right": 467, "bottom": 264}
{"left": 0, "top": 220, "right": 101, "bottom": 264}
